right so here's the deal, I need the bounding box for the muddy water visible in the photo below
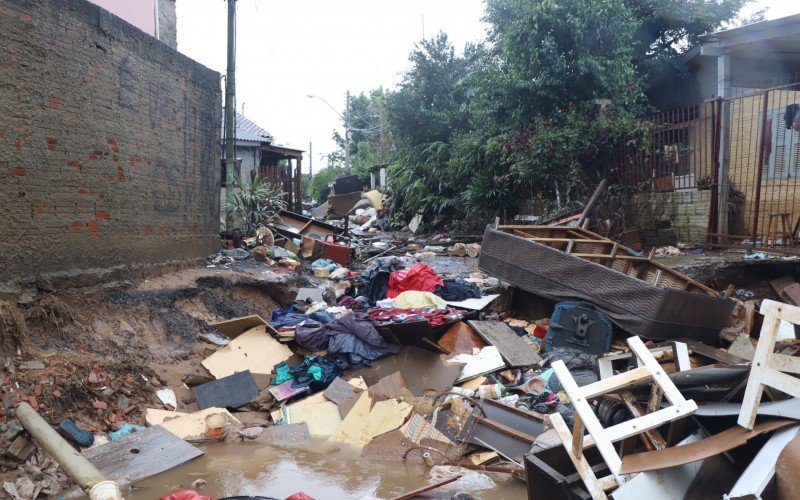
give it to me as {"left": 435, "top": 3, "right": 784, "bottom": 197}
{"left": 133, "top": 441, "right": 527, "bottom": 499}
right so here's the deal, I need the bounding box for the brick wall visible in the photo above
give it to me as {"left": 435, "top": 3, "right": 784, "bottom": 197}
{"left": 634, "top": 190, "right": 712, "bottom": 243}
{"left": 0, "top": 0, "right": 221, "bottom": 289}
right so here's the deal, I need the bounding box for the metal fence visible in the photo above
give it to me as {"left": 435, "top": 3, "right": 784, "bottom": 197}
{"left": 611, "top": 78, "right": 800, "bottom": 249}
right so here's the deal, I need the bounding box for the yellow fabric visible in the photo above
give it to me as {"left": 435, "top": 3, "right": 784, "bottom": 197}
{"left": 393, "top": 291, "right": 446, "bottom": 309}
{"left": 361, "top": 190, "right": 383, "bottom": 211}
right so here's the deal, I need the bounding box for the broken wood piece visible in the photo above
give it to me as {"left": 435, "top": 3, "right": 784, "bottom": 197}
{"left": 739, "top": 299, "right": 800, "bottom": 430}
{"left": 82, "top": 426, "right": 203, "bottom": 483}
{"left": 462, "top": 450, "right": 498, "bottom": 466}
{"left": 390, "top": 474, "right": 463, "bottom": 500}
{"left": 467, "top": 320, "right": 542, "bottom": 368}
{"left": 619, "top": 419, "right": 797, "bottom": 474}
{"left": 619, "top": 391, "right": 666, "bottom": 450}
{"left": 725, "top": 424, "right": 800, "bottom": 499}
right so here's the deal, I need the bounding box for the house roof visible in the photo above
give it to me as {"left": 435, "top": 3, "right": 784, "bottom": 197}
{"left": 686, "top": 14, "right": 800, "bottom": 61}
{"left": 221, "top": 112, "right": 274, "bottom": 144}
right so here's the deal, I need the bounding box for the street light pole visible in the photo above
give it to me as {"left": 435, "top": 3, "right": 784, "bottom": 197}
{"left": 223, "top": 0, "right": 236, "bottom": 228}
{"left": 344, "top": 90, "right": 351, "bottom": 173}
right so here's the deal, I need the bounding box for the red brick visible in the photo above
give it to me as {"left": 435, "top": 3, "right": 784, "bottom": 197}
{"left": 70, "top": 220, "right": 82, "bottom": 233}
{"left": 34, "top": 384, "right": 41, "bottom": 396}
{"left": 95, "top": 212, "right": 111, "bottom": 220}
{"left": 86, "top": 220, "right": 99, "bottom": 236}
{"left": 92, "top": 400, "right": 107, "bottom": 410}
{"left": 45, "top": 137, "right": 58, "bottom": 150}
{"left": 52, "top": 390, "right": 61, "bottom": 398}
{"left": 10, "top": 168, "right": 27, "bottom": 176}
{"left": 47, "top": 96, "right": 61, "bottom": 109}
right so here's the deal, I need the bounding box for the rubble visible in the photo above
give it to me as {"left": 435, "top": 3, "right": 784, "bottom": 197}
{"left": 5, "top": 211, "right": 800, "bottom": 500}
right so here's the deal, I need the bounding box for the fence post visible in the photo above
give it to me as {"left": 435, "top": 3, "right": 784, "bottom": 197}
{"left": 707, "top": 98, "right": 722, "bottom": 245}
{"left": 752, "top": 90, "right": 770, "bottom": 244}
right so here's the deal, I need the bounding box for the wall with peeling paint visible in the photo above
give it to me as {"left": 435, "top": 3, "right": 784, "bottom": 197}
{"left": 0, "top": 0, "right": 221, "bottom": 289}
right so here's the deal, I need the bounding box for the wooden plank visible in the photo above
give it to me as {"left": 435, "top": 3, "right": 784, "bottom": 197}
{"left": 549, "top": 412, "right": 613, "bottom": 500}
{"left": 83, "top": 426, "right": 203, "bottom": 482}
{"left": 467, "top": 321, "right": 542, "bottom": 368}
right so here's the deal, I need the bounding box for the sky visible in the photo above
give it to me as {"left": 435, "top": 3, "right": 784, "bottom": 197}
{"left": 176, "top": 0, "right": 800, "bottom": 174}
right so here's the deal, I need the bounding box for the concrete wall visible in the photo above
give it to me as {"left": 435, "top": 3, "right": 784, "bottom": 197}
{"left": 634, "top": 190, "right": 712, "bottom": 243}
{"left": 0, "top": 0, "right": 221, "bottom": 289}
{"left": 157, "top": 0, "right": 177, "bottom": 49}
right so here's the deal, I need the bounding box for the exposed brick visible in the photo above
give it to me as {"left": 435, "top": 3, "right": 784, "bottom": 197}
{"left": 92, "top": 400, "right": 107, "bottom": 410}
{"left": 0, "top": 0, "right": 221, "bottom": 287}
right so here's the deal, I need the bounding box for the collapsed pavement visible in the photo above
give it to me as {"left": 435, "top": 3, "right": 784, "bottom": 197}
{"left": 4, "top": 199, "right": 800, "bottom": 499}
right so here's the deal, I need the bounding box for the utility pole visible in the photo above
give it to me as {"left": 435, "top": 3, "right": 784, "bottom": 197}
{"left": 223, "top": 0, "right": 236, "bottom": 227}
{"left": 344, "top": 90, "right": 351, "bottom": 173}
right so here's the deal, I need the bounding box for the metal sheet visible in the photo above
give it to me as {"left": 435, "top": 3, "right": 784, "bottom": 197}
{"left": 695, "top": 398, "right": 800, "bottom": 419}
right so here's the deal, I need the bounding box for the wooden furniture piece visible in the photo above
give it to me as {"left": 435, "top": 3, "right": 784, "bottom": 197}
{"left": 765, "top": 212, "right": 794, "bottom": 247}
{"left": 549, "top": 336, "right": 698, "bottom": 499}
{"left": 738, "top": 299, "right": 800, "bottom": 430}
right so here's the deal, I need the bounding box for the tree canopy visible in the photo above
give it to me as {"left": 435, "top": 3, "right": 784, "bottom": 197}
{"left": 319, "top": 0, "right": 754, "bottom": 230}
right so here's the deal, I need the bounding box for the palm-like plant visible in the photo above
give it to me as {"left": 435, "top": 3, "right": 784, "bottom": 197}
{"left": 226, "top": 171, "right": 286, "bottom": 235}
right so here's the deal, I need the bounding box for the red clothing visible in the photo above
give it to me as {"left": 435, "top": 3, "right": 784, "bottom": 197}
{"left": 386, "top": 263, "right": 443, "bottom": 298}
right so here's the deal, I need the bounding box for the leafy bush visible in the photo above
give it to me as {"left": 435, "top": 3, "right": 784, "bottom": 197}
{"left": 226, "top": 172, "right": 286, "bottom": 234}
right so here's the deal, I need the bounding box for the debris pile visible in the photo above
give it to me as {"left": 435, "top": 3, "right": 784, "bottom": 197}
{"left": 6, "top": 220, "right": 800, "bottom": 499}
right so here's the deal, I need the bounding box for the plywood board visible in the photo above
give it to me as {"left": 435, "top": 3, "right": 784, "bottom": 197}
{"left": 289, "top": 401, "right": 342, "bottom": 438}
{"left": 444, "top": 294, "right": 500, "bottom": 311}
{"left": 328, "top": 392, "right": 373, "bottom": 447}
{"left": 193, "top": 371, "right": 259, "bottom": 409}
{"left": 468, "top": 320, "right": 542, "bottom": 368}
{"left": 82, "top": 425, "right": 203, "bottom": 482}
{"left": 364, "top": 399, "right": 413, "bottom": 442}
{"left": 153, "top": 407, "right": 242, "bottom": 440}
{"left": 201, "top": 326, "right": 293, "bottom": 379}
{"left": 210, "top": 315, "right": 268, "bottom": 339}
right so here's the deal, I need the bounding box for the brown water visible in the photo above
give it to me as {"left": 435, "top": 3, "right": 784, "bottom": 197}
{"left": 133, "top": 441, "right": 527, "bottom": 499}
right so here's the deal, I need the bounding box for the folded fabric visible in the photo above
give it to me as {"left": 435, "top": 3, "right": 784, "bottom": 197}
{"left": 436, "top": 278, "right": 482, "bottom": 301}
{"left": 393, "top": 291, "right": 446, "bottom": 309}
{"left": 386, "top": 263, "right": 443, "bottom": 299}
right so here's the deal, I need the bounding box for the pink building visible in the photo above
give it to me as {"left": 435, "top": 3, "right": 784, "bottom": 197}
{"left": 85, "top": 0, "right": 176, "bottom": 49}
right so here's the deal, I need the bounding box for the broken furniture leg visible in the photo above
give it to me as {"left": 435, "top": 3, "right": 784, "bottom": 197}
{"left": 738, "top": 299, "right": 800, "bottom": 430}
{"left": 550, "top": 335, "right": 697, "bottom": 497}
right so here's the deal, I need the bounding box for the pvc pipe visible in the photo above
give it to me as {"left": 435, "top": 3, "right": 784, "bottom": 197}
{"left": 15, "top": 403, "right": 121, "bottom": 499}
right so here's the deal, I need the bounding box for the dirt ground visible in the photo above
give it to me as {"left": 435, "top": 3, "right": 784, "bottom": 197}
{"left": 0, "top": 261, "right": 316, "bottom": 495}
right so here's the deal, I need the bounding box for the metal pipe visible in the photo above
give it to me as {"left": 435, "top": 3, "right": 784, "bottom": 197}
{"left": 16, "top": 403, "right": 115, "bottom": 495}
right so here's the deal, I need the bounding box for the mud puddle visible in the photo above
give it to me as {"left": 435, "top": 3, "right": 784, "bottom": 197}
{"left": 133, "top": 441, "right": 526, "bottom": 499}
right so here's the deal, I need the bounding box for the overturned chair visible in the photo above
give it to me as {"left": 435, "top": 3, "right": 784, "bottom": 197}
{"left": 548, "top": 336, "right": 697, "bottom": 499}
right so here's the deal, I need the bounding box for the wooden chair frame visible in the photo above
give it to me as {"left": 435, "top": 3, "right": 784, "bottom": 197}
{"left": 738, "top": 299, "right": 800, "bottom": 430}
{"left": 550, "top": 336, "right": 697, "bottom": 499}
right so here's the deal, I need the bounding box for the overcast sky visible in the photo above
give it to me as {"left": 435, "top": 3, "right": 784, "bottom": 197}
{"left": 176, "top": 0, "right": 800, "bottom": 174}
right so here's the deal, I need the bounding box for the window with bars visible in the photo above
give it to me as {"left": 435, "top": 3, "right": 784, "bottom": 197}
{"left": 765, "top": 108, "right": 800, "bottom": 179}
